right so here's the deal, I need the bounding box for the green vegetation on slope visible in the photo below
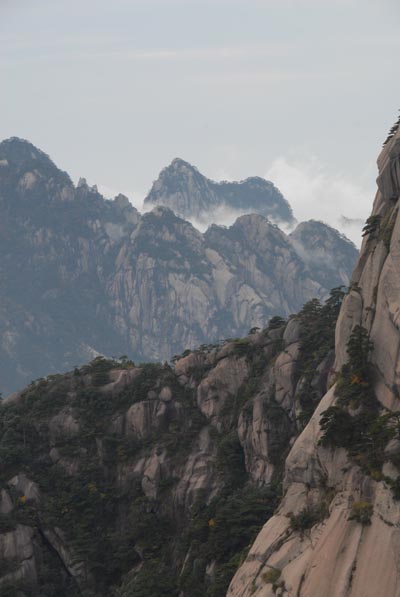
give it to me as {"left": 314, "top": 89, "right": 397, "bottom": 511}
{"left": 0, "top": 293, "right": 343, "bottom": 596}
{"left": 319, "top": 325, "right": 400, "bottom": 500}
{"left": 296, "top": 287, "right": 345, "bottom": 426}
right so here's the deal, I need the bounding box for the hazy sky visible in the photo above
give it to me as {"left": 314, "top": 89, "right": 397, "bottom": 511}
{"left": 1, "top": 0, "right": 400, "bottom": 243}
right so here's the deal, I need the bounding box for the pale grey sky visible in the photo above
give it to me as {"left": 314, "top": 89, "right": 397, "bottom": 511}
{"left": 1, "top": 0, "right": 399, "bottom": 243}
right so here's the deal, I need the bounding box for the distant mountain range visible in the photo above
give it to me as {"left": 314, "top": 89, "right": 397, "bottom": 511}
{"left": 0, "top": 138, "right": 357, "bottom": 394}
{"left": 144, "top": 157, "right": 296, "bottom": 224}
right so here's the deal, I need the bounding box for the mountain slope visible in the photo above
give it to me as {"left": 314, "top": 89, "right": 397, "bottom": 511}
{"left": 0, "top": 138, "right": 357, "bottom": 395}
{"left": 228, "top": 121, "right": 400, "bottom": 596}
{"left": 143, "top": 157, "right": 295, "bottom": 224}
{"left": 289, "top": 219, "right": 358, "bottom": 288}
{"left": 0, "top": 138, "right": 141, "bottom": 394}
{"left": 0, "top": 287, "right": 342, "bottom": 596}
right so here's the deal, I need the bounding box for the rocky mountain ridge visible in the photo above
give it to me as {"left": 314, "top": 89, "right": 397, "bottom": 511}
{"left": 0, "top": 138, "right": 357, "bottom": 395}
{"left": 143, "top": 157, "right": 295, "bottom": 224}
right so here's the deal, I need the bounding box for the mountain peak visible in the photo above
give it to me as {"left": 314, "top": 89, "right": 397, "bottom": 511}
{"left": 290, "top": 219, "right": 356, "bottom": 249}
{"left": 157, "top": 157, "right": 202, "bottom": 182}
{"left": 144, "top": 158, "right": 295, "bottom": 224}
{"left": 289, "top": 219, "right": 357, "bottom": 288}
{"left": 241, "top": 175, "right": 273, "bottom": 186}
{"left": 0, "top": 137, "right": 72, "bottom": 192}
{"left": 169, "top": 157, "right": 198, "bottom": 170}
{"left": 0, "top": 137, "right": 55, "bottom": 168}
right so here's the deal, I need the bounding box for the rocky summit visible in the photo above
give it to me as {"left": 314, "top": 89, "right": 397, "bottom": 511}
{"left": 0, "top": 138, "right": 357, "bottom": 395}
{"left": 144, "top": 157, "right": 296, "bottom": 225}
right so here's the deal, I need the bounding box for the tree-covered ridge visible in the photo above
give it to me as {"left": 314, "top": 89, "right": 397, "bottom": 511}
{"left": 0, "top": 291, "right": 345, "bottom": 596}
{"left": 383, "top": 109, "right": 400, "bottom": 146}
{"left": 296, "top": 287, "right": 345, "bottom": 426}
{"left": 0, "top": 357, "right": 277, "bottom": 596}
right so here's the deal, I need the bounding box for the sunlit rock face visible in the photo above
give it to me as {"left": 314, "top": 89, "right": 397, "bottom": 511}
{"left": 228, "top": 125, "right": 400, "bottom": 596}
{"left": 0, "top": 138, "right": 357, "bottom": 395}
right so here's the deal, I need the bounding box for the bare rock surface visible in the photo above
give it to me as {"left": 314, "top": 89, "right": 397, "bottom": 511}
{"left": 228, "top": 123, "right": 400, "bottom": 597}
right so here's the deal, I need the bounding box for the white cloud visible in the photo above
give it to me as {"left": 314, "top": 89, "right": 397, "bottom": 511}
{"left": 185, "top": 204, "right": 263, "bottom": 233}
{"left": 98, "top": 183, "right": 262, "bottom": 233}
{"left": 99, "top": 157, "right": 375, "bottom": 247}
{"left": 265, "top": 156, "right": 375, "bottom": 245}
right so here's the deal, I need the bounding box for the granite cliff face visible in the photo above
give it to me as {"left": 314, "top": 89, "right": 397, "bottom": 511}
{"left": 144, "top": 158, "right": 295, "bottom": 225}
{"left": 228, "top": 122, "right": 400, "bottom": 596}
{"left": 289, "top": 220, "right": 357, "bottom": 289}
{"left": 3, "top": 122, "right": 397, "bottom": 595}
{"left": 0, "top": 138, "right": 357, "bottom": 395}
{"left": 0, "top": 287, "right": 341, "bottom": 596}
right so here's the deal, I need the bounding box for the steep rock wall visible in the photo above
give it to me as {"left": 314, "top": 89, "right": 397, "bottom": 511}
{"left": 228, "top": 128, "right": 400, "bottom": 596}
